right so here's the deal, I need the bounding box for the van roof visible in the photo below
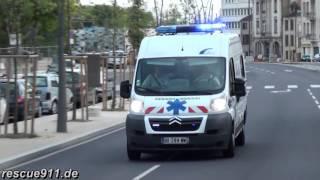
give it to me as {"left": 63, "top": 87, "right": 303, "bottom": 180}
{"left": 138, "top": 33, "right": 240, "bottom": 59}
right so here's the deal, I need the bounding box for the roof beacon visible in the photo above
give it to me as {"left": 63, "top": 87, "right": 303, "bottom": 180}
{"left": 156, "top": 23, "right": 227, "bottom": 35}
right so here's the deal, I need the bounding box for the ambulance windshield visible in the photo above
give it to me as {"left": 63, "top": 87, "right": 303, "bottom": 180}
{"left": 135, "top": 57, "right": 226, "bottom": 96}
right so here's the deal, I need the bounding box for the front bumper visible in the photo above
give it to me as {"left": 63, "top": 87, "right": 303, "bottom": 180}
{"left": 126, "top": 113, "right": 233, "bottom": 152}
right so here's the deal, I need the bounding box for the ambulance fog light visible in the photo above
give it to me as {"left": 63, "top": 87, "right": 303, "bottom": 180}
{"left": 210, "top": 98, "right": 227, "bottom": 112}
{"left": 130, "top": 100, "right": 144, "bottom": 113}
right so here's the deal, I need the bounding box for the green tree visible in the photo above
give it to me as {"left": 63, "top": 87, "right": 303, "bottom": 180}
{"left": 128, "top": 0, "right": 153, "bottom": 52}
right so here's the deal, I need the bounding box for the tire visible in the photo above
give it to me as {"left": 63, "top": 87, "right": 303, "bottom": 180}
{"left": 235, "top": 128, "right": 245, "bottom": 146}
{"left": 35, "top": 105, "right": 42, "bottom": 118}
{"left": 51, "top": 101, "right": 58, "bottom": 114}
{"left": 127, "top": 144, "right": 141, "bottom": 161}
{"left": 223, "top": 131, "right": 235, "bottom": 158}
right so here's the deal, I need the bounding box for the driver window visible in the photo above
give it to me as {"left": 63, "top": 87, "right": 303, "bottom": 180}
{"left": 229, "top": 59, "right": 235, "bottom": 95}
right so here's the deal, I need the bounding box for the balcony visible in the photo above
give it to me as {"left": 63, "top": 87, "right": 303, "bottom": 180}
{"left": 303, "top": 12, "right": 316, "bottom": 20}
{"left": 305, "top": 33, "right": 317, "bottom": 41}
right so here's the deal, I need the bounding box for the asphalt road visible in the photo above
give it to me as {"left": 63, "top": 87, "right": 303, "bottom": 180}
{"left": 14, "top": 63, "right": 320, "bottom": 180}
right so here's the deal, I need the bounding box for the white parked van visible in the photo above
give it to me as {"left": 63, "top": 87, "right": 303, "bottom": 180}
{"left": 120, "top": 24, "right": 248, "bottom": 160}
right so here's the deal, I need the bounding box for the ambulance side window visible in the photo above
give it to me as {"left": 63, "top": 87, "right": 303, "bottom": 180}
{"left": 229, "top": 59, "right": 235, "bottom": 95}
{"left": 240, "top": 56, "right": 245, "bottom": 78}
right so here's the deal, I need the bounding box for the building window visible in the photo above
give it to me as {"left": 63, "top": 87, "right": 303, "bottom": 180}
{"left": 274, "top": 18, "right": 278, "bottom": 33}
{"left": 256, "top": 20, "right": 260, "bottom": 29}
{"left": 242, "top": 35, "right": 250, "bottom": 45}
{"left": 285, "top": 20, "right": 289, "bottom": 31}
{"left": 285, "top": 35, "right": 289, "bottom": 47}
{"left": 274, "top": 0, "right": 278, "bottom": 13}
{"left": 291, "top": 35, "right": 294, "bottom": 46}
{"left": 256, "top": 2, "right": 260, "bottom": 15}
{"left": 286, "top": 51, "right": 289, "bottom": 59}
{"left": 242, "top": 22, "right": 247, "bottom": 30}
{"left": 290, "top": 19, "right": 294, "bottom": 31}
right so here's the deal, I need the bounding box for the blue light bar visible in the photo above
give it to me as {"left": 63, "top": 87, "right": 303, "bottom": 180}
{"left": 156, "top": 24, "right": 227, "bottom": 34}
{"left": 155, "top": 25, "right": 177, "bottom": 34}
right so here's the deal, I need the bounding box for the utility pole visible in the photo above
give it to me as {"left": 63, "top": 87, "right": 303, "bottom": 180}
{"left": 57, "top": 0, "right": 67, "bottom": 132}
{"left": 248, "top": 0, "right": 251, "bottom": 56}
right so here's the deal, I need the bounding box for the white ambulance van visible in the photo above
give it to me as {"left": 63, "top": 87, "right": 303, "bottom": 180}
{"left": 120, "top": 24, "right": 248, "bottom": 160}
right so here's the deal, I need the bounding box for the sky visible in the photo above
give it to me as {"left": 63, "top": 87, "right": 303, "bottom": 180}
{"left": 80, "top": 0, "right": 221, "bottom": 17}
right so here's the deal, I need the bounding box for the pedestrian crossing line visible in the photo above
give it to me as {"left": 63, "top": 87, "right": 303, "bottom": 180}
{"left": 312, "top": 96, "right": 317, "bottom": 100}
{"left": 318, "top": 105, "right": 320, "bottom": 110}
{"left": 310, "top": 85, "right": 320, "bottom": 88}
{"left": 288, "top": 85, "right": 298, "bottom": 89}
{"left": 264, "top": 85, "right": 275, "bottom": 89}
{"left": 315, "top": 101, "right": 319, "bottom": 105}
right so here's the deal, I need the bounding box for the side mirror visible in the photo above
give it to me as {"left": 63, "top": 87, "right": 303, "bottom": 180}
{"left": 120, "top": 80, "right": 131, "bottom": 99}
{"left": 233, "top": 78, "right": 246, "bottom": 97}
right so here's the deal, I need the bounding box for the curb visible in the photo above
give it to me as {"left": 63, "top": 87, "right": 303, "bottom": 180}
{"left": 278, "top": 63, "right": 320, "bottom": 72}
{"left": 0, "top": 123, "right": 125, "bottom": 170}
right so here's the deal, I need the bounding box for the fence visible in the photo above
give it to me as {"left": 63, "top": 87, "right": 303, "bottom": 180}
{"left": 0, "top": 54, "right": 39, "bottom": 137}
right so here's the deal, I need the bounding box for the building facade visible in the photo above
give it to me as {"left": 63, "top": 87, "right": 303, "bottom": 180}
{"left": 252, "top": 0, "right": 291, "bottom": 62}
{"left": 240, "top": 15, "right": 253, "bottom": 56}
{"left": 220, "top": 0, "right": 253, "bottom": 34}
{"left": 300, "top": 0, "right": 320, "bottom": 57}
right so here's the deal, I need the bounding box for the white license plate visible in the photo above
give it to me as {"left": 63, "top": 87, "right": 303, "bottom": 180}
{"left": 161, "top": 137, "right": 190, "bottom": 145}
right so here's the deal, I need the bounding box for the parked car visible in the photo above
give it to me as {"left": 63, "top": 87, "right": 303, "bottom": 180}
{"left": 301, "top": 55, "right": 311, "bottom": 62}
{"left": 313, "top": 54, "right": 320, "bottom": 62}
{"left": 65, "top": 71, "right": 97, "bottom": 107}
{"left": 105, "top": 50, "right": 126, "bottom": 68}
{"left": 25, "top": 72, "right": 74, "bottom": 114}
{"left": 95, "top": 72, "right": 114, "bottom": 103}
{"left": 0, "top": 79, "right": 42, "bottom": 121}
{"left": 0, "top": 88, "right": 7, "bottom": 124}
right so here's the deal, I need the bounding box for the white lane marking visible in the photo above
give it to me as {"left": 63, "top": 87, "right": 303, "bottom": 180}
{"left": 310, "top": 85, "right": 320, "bottom": 88}
{"left": 245, "top": 71, "right": 250, "bottom": 73}
{"left": 271, "top": 89, "right": 291, "bottom": 94}
{"left": 133, "top": 165, "right": 161, "bottom": 180}
{"left": 288, "top": 85, "right": 298, "bottom": 89}
{"left": 284, "top": 69, "right": 293, "bottom": 72}
{"left": 307, "top": 89, "right": 320, "bottom": 111}
{"left": 8, "top": 127, "right": 125, "bottom": 169}
{"left": 264, "top": 85, "right": 275, "bottom": 89}
{"left": 246, "top": 86, "right": 252, "bottom": 90}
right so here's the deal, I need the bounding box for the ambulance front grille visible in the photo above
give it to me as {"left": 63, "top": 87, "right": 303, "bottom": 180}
{"left": 149, "top": 118, "right": 202, "bottom": 132}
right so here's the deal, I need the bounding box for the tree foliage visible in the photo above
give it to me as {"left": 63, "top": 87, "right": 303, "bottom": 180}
{"left": 0, "top": 0, "right": 59, "bottom": 47}
{"left": 128, "top": 0, "right": 154, "bottom": 51}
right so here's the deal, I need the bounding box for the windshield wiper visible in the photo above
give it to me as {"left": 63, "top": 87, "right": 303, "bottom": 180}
{"left": 135, "top": 86, "right": 163, "bottom": 94}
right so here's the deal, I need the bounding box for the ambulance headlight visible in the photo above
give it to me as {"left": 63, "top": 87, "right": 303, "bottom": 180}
{"left": 130, "top": 100, "right": 144, "bottom": 113}
{"left": 210, "top": 97, "right": 228, "bottom": 112}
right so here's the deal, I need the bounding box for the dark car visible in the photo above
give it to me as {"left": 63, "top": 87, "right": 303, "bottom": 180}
{"left": 0, "top": 79, "right": 42, "bottom": 121}
{"left": 301, "top": 55, "right": 311, "bottom": 62}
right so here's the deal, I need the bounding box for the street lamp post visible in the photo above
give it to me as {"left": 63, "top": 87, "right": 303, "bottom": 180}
{"left": 57, "top": 0, "right": 67, "bottom": 132}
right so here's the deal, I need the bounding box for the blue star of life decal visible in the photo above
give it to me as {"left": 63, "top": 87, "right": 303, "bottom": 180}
{"left": 167, "top": 99, "right": 186, "bottom": 115}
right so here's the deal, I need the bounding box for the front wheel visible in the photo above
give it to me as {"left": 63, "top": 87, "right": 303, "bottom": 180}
{"left": 127, "top": 144, "right": 141, "bottom": 161}
{"left": 51, "top": 101, "right": 58, "bottom": 114}
{"left": 235, "top": 128, "right": 245, "bottom": 146}
{"left": 222, "top": 132, "right": 235, "bottom": 158}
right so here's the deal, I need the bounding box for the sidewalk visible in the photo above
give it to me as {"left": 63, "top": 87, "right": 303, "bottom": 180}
{"left": 280, "top": 62, "right": 320, "bottom": 72}
{"left": 0, "top": 103, "right": 128, "bottom": 169}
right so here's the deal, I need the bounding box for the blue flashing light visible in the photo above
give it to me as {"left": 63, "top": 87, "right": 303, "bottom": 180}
{"left": 156, "top": 26, "right": 177, "bottom": 34}
{"left": 156, "top": 23, "right": 227, "bottom": 34}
